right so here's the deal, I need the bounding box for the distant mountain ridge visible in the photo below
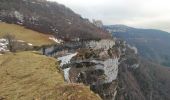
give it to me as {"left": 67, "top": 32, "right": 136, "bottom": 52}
{"left": 0, "top": 0, "right": 111, "bottom": 40}
{"left": 104, "top": 25, "right": 170, "bottom": 67}
{"left": 104, "top": 25, "right": 170, "bottom": 100}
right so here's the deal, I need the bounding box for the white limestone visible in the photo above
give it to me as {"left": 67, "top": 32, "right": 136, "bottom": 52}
{"left": 92, "top": 58, "right": 119, "bottom": 83}
{"left": 49, "top": 37, "right": 63, "bottom": 44}
{"left": 86, "top": 39, "right": 115, "bottom": 50}
{"left": 103, "top": 58, "right": 119, "bottom": 83}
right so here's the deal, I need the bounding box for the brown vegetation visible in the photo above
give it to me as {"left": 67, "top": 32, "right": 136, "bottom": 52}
{"left": 0, "top": 52, "right": 101, "bottom": 100}
{"left": 0, "top": 0, "right": 112, "bottom": 40}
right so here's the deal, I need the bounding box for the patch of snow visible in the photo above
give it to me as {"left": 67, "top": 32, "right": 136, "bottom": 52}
{"left": 58, "top": 52, "right": 77, "bottom": 67}
{"left": 28, "top": 43, "right": 33, "bottom": 46}
{"left": 0, "top": 48, "right": 7, "bottom": 52}
{"left": 63, "top": 68, "right": 71, "bottom": 82}
{"left": 0, "top": 39, "right": 7, "bottom": 42}
{"left": 17, "top": 22, "right": 23, "bottom": 25}
{"left": 58, "top": 52, "right": 77, "bottom": 82}
{"left": 17, "top": 40, "right": 33, "bottom": 46}
{"left": 0, "top": 43, "right": 6, "bottom": 46}
{"left": 0, "top": 38, "right": 8, "bottom": 52}
{"left": 49, "top": 37, "right": 63, "bottom": 44}
{"left": 14, "top": 11, "right": 24, "bottom": 23}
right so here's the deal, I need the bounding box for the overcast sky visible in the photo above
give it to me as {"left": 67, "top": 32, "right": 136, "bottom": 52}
{"left": 48, "top": 0, "right": 170, "bottom": 32}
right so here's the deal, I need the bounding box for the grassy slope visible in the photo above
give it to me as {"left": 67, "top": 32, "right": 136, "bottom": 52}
{"left": 0, "top": 52, "right": 101, "bottom": 100}
{"left": 0, "top": 22, "right": 54, "bottom": 46}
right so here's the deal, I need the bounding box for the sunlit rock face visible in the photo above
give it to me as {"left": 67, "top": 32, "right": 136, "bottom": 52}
{"left": 60, "top": 39, "right": 121, "bottom": 100}
{"left": 92, "top": 58, "right": 119, "bottom": 83}
{"left": 68, "top": 57, "right": 120, "bottom": 100}
{"left": 69, "top": 58, "right": 119, "bottom": 84}
{"left": 47, "top": 39, "right": 139, "bottom": 100}
{"left": 86, "top": 39, "right": 115, "bottom": 50}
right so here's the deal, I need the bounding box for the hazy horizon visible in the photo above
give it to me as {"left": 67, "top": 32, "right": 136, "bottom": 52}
{"left": 48, "top": 0, "right": 170, "bottom": 32}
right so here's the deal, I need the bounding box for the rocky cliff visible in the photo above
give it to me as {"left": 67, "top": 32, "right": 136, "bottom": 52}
{"left": 0, "top": 0, "right": 170, "bottom": 100}
{"left": 51, "top": 36, "right": 170, "bottom": 100}
{"left": 49, "top": 38, "right": 140, "bottom": 100}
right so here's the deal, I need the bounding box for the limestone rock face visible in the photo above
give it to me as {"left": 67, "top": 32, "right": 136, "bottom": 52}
{"left": 58, "top": 39, "right": 120, "bottom": 100}
{"left": 86, "top": 39, "right": 115, "bottom": 50}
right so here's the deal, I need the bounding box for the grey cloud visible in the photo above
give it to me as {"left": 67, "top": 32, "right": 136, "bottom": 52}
{"left": 48, "top": 0, "right": 170, "bottom": 32}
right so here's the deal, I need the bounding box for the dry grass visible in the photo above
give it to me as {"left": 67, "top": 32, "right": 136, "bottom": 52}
{"left": 0, "top": 22, "right": 54, "bottom": 46}
{"left": 38, "top": 83, "right": 101, "bottom": 100}
{"left": 0, "top": 52, "right": 101, "bottom": 100}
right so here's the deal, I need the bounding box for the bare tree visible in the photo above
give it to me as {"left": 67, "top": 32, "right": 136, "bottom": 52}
{"left": 3, "top": 33, "right": 16, "bottom": 52}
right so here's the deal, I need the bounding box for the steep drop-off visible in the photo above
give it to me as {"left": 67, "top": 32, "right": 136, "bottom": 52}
{"left": 105, "top": 25, "right": 170, "bottom": 67}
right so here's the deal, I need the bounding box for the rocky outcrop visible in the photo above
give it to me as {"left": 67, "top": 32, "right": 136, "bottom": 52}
{"left": 85, "top": 39, "right": 115, "bottom": 50}
{"left": 68, "top": 46, "right": 119, "bottom": 100}
{"left": 39, "top": 36, "right": 144, "bottom": 100}
{"left": 50, "top": 38, "right": 139, "bottom": 100}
